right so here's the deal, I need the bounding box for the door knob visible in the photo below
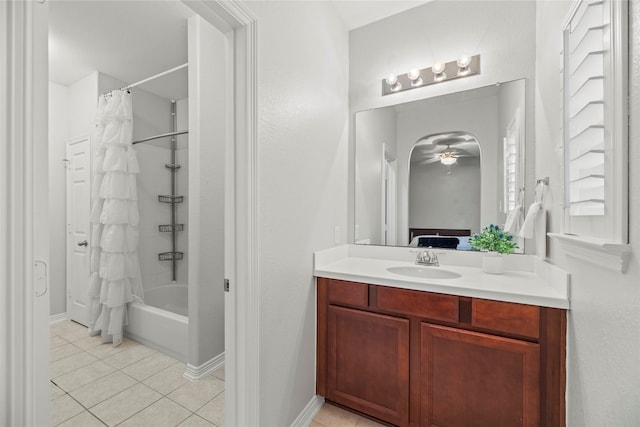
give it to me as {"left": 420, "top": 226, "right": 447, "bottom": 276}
{"left": 77, "top": 240, "right": 88, "bottom": 247}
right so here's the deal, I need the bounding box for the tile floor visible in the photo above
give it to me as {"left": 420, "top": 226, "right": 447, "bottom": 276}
{"left": 311, "top": 404, "right": 386, "bottom": 427}
{"left": 51, "top": 320, "right": 383, "bottom": 427}
{"left": 50, "top": 320, "right": 224, "bottom": 427}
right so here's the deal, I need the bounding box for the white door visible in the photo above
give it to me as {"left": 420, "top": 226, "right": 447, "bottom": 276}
{"left": 66, "top": 135, "right": 91, "bottom": 326}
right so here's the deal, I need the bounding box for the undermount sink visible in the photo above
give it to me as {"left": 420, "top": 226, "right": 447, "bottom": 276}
{"left": 386, "top": 266, "right": 462, "bottom": 280}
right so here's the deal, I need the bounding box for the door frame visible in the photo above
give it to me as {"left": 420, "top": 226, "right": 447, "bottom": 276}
{"left": 1, "top": 2, "right": 50, "bottom": 426}
{"left": 0, "top": 1, "right": 260, "bottom": 425}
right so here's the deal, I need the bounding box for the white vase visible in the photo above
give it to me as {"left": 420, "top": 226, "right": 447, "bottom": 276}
{"left": 482, "top": 252, "right": 504, "bottom": 275}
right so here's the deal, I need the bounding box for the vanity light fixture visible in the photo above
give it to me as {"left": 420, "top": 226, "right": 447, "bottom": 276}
{"left": 382, "top": 54, "right": 481, "bottom": 96}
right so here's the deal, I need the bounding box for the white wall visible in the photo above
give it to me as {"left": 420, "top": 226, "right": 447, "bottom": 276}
{"left": 349, "top": 0, "right": 537, "bottom": 243}
{"left": 409, "top": 157, "right": 481, "bottom": 232}
{"left": 535, "top": 1, "right": 640, "bottom": 425}
{"left": 245, "top": 1, "right": 349, "bottom": 425}
{"left": 354, "top": 107, "right": 397, "bottom": 245}
{"left": 187, "top": 14, "right": 225, "bottom": 367}
{"left": 67, "top": 72, "right": 98, "bottom": 140}
{"left": 176, "top": 97, "right": 189, "bottom": 284}
{"left": 48, "top": 82, "right": 68, "bottom": 316}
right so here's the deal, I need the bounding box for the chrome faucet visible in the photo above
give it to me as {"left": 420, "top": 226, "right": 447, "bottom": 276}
{"left": 415, "top": 249, "right": 439, "bottom": 267}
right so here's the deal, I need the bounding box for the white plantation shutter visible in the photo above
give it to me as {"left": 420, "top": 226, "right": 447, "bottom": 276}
{"left": 565, "top": 0, "right": 605, "bottom": 215}
{"left": 561, "top": 0, "right": 628, "bottom": 242}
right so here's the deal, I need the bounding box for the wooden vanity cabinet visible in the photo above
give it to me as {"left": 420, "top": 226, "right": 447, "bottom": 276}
{"left": 316, "top": 278, "right": 566, "bottom": 427}
{"left": 421, "top": 324, "right": 540, "bottom": 427}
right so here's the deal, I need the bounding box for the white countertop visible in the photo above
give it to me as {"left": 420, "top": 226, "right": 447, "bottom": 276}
{"left": 314, "top": 245, "right": 570, "bottom": 309}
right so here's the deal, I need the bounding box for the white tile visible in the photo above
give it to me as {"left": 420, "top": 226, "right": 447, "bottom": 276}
{"left": 143, "top": 362, "right": 189, "bottom": 395}
{"left": 314, "top": 403, "right": 359, "bottom": 427}
{"left": 51, "top": 394, "right": 84, "bottom": 426}
{"left": 73, "top": 334, "right": 104, "bottom": 351}
{"left": 54, "top": 322, "right": 89, "bottom": 343}
{"left": 50, "top": 382, "right": 65, "bottom": 400}
{"left": 69, "top": 371, "right": 137, "bottom": 409}
{"left": 90, "top": 383, "right": 162, "bottom": 427}
{"left": 211, "top": 367, "right": 225, "bottom": 381}
{"left": 122, "top": 352, "right": 179, "bottom": 381}
{"left": 168, "top": 375, "right": 225, "bottom": 412}
{"left": 50, "top": 343, "right": 82, "bottom": 362}
{"left": 355, "top": 416, "right": 387, "bottom": 426}
{"left": 51, "top": 321, "right": 85, "bottom": 337}
{"left": 86, "top": 338, "right": 137, "bottom": 360}
{"left": 51, "top": 335, "right": 68, "bottom": 349}
{"left": 102, "top": 342, "right": 158, "bottom": 369}
{"left": 178, "top": 414, "right": 216, "bottom": 427}
{"left": 50, "top": 351, "right": 99, "bottom": 378}
{"left": 53, "top": 360, "right": 116, "bottom": 392}
{"left": 118, "top": 397, "right": 191, "bottom": 427}
{"left": 196, "top": 392, "right": 224, "bottom": 426}
{"left": 57, "top": 410, "right": 105, "bottom": 427}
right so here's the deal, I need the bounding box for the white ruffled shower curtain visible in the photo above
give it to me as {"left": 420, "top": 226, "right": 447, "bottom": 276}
{"left": 88, "top": 90, "right": 144, "bottom": 346}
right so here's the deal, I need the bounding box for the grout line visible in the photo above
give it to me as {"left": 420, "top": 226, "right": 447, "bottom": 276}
{"left": 64, "top": 393, "right": 109, "bottom": 427}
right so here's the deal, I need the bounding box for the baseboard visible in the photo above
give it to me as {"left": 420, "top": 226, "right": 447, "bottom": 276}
{"left": 290, "top": 395, "right": 325, "bottom": 427}
{"left": 49, "top": 313, "right": 68, "bottom": 325}
{"left": 184, "top": 352, "right": 225, "bottom": 381}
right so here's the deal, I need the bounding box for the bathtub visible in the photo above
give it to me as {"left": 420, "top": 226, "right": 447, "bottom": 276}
{"left": 124, "top": 284, "right": 189, "bottom": 362}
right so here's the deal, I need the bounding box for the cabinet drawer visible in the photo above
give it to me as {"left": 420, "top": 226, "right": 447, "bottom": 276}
{"left": 327, "top": 279, "right": 368, "bottom": 308}
{"left": 376, "top": 286, "right": 458, "bottom": 323}
{"left": 472, "top": 299, "right": 539, "bottom": 339}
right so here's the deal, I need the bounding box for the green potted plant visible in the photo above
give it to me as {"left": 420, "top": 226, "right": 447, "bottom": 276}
{"left": 470, "top": 224, "right": 517, "bottom": 274}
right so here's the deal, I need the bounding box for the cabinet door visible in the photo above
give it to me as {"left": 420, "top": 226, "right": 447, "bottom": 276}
{"left": 421, "top": 324, "right": 539, "bottom": 427}
{"left": 328, "top": 305, "right": 410, "bottom": 426}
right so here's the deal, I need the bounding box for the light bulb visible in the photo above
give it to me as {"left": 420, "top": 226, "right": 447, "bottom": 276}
{"left": 434, "top": 71, "right": 447, "bottom": 82}
{"left": 431, "top": 62, "right": 445, "bottom": 75}
{"left": 457, "top": 55, "right": 471, "bottom": 68}
{"left": 390, "top": 81, "right": 403, "bottom": 92}
{"left": 457, "top": 55, "right": 472, "bottom": 76}
{"left": 385, "top": 73, "right": 398, "bottom": 86}
{"left": 407, "top": 69, "right": 421, "bottom": 81}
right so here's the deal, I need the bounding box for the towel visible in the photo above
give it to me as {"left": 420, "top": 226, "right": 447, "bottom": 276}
{"left": 504, "top": 205, "right": 523, "bottom": 234}
{"left": 519, "top": 202, "right": 542, "bottom": 239}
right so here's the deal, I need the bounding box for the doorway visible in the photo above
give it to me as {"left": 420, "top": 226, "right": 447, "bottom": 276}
{"left": 0, "top": 1, "right": 259, "bottom": 425}
{"left": 49, "top": 1, "right": 228, "bottom": 423}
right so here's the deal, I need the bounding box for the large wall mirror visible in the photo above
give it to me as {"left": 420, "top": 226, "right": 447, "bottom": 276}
{"left": 354, "top": 79, "right": 526, "bottom": 253}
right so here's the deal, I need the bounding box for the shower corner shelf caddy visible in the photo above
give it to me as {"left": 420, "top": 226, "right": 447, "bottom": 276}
{"left": 131, "top": 100, "right": 188, "bottom": 276}
{"left": 157, "top": 102, "right": 184, "bottom": 268}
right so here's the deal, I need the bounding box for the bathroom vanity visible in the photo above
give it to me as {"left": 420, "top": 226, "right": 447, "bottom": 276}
{"left": 315, "top": 245, "right": 569, "bottom": 427}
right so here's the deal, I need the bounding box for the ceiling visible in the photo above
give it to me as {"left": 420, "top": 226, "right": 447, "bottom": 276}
{"left": 48, "top": 0, "right": 193, "bottom": 99}
{"left": 48, "top": 1, "right": 430, "bottom": 99}
{"left": 331, "top": 0, "right": 430, "bottom": 30}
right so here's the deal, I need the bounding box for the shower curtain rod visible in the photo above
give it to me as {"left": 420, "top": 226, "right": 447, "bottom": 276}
{"left": 121, "top": 62, "right": 188, "bottom": 91}
{"left": 132, "top": 130, "right": 189, "bottom": 145}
